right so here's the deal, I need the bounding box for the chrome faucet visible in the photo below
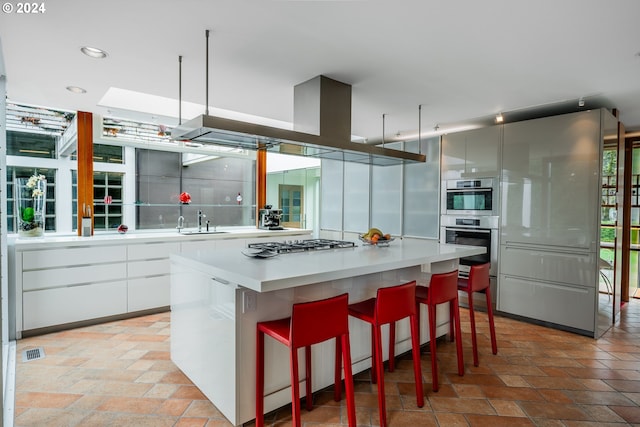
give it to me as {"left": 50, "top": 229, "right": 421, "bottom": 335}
{"left": 197, "top": 210, "right": 206, "bottom": 232}
{"left": 177, "top": 215, "right": 184, "bottom": 233}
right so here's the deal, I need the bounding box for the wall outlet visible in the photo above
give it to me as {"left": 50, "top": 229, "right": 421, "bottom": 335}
{"left": 243, "top": 290, "right": 257, "bottom": 313}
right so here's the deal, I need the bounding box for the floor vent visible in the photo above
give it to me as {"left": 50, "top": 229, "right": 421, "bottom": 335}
{"left": 22, "top": 347, "right": 45, "bottom": 362}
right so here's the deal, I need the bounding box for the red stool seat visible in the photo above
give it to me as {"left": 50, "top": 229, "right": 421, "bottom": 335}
{"left": 256, "top": 293, "right": 356, "bottom": 427}
{"left": 457, "top": 262, "right": 498, "bottom": 366}
{"left": 348, "top": 281, "right": 423, "bottom": 427}
{"left": 416, "top": 270, "right": 464, "bottom": 392}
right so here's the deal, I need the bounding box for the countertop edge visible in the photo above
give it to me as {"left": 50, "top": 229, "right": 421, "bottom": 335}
{"left": 10, "top": 228, "right": 313, "bottom": 250}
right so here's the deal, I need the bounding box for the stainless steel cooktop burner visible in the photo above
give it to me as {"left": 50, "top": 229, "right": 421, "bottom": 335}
{"left": 247, "top": 239, "right": 356, "bottom": 254}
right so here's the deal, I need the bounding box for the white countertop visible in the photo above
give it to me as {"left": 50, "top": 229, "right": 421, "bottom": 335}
{"left": 172, "top": 238, "right": 485, "bottom": 293}
{"left": 9, "top": 227, "right": 313, "bottom": 250}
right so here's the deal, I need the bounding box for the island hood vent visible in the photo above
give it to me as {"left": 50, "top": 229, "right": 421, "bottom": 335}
{"left": 172, "top": 75, "right": 426, "bottom": 166}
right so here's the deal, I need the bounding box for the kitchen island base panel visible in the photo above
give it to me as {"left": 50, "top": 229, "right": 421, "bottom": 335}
{"left": 171, "top": 259, "right": 456, "bottom": 426}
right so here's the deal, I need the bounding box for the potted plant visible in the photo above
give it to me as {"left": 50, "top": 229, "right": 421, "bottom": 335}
{"left": 15, "top": 174, "right": 46, "bottom": 237}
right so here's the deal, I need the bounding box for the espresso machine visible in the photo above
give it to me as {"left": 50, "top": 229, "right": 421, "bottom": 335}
{"left": 259, "top": 205, "right": 284, "bottom": 230}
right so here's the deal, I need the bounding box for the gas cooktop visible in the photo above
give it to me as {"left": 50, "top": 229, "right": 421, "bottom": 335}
{"left": 247, "top": 239, "right": 356, "bottom": 254}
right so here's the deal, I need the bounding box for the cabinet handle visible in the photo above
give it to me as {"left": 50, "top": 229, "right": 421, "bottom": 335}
{"left": 212, "top": 277, "right": 230, "bottom": 285}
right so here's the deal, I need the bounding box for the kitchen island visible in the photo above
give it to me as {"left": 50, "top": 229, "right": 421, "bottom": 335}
{"left": 170, "top": 237, "right": 484, "bottom": 426}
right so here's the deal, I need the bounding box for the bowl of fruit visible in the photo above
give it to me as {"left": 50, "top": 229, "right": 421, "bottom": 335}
{"left": 359, "top": 228, "right": 394, "bottom": 246}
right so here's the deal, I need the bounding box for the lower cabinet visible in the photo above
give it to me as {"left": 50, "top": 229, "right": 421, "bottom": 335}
{"left": 498, "top": 245, "right": 597, "bottom": 334}
{"left": 127, "top": 242, "right": 179, "bottom": 311}
{"left": 128, "top": 276, "right": 170, "bottom": 312}
{"left": 23, "top": 281, "right": 128, "bottom": 330}
{"left": 498, "top": 275, "right": 595, "bottom": 332}
{"left": 14, "top": 231, "right": 312, "bottom": 336}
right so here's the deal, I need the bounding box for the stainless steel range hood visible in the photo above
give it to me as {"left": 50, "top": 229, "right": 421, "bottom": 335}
{"left": 172, "top": 76, "right": 426, "bottom": 166}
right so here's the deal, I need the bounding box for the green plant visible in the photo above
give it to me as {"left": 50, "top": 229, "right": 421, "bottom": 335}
{"left": 21, "top": 207, "right": 34, "bottom": 222}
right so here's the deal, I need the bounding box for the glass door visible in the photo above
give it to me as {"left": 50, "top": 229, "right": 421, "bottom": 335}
{"left": 279, "top": 184, "right": 303, "bottom": 228}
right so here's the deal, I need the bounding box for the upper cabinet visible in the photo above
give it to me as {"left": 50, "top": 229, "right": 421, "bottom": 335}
{"left": 403, "top": 137, "right": 440, "bottom": 238}
{"left": 441, "top": 126, "right": 502, "bottom": 180}
{"left": 320, "top": 159, "right": 344, "bottom": 231}
{"left": 371, "top": 142, "right": 402, "bottom": 236}
{"left": 500, "top": 110, "right": 602, "bottom": 248}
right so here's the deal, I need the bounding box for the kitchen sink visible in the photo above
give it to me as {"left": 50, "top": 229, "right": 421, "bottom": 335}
{"left": 179, "top": 231, "right": 229, "bottom": 235}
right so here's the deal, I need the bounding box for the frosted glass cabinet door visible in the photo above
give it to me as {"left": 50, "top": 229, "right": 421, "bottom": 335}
{"left": 343, "top": 162, "right": 370, "bottom": 232}
{"left": 320, "top": 159, "right": 344, "bottom": 231}
{"left": 501, "top": 110, "right": 601, "bottom": 248}
{"left": 371, "top": 142, "right": 402, "bottom": 235}
{"left": 404, "top": 137, "right": 440, "bottom": 238}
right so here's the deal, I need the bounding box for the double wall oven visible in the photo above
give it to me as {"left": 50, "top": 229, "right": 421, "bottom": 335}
{"left": 441, "top": 178, "right": 499, "bottom": 282}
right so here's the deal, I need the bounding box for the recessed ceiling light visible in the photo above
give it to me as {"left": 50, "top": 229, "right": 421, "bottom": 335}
{"left": 66, "top": 86, "right": 87, "bottom": 94}
{"left": 80, "top": 46, "right": 108, "bottom": 59}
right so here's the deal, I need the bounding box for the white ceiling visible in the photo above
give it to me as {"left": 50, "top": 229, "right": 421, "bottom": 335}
{"left": 1, "top": 0, "right": 640, "bottom": 141}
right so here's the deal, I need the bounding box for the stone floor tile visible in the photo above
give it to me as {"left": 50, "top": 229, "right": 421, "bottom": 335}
{"left": 488, "top": 399, "right": 527, "bottom": 417}
{"left": 434, "top": 412, "right": 470, "bottom": 426}
{"left": 15, "top": 391, "right": 82, "bottom": 409}
{"left": 518, "top": 401, "right": 591, "bottom": 421}
{"left": 609, "top": 405, "right": 640, "bottom": 424}
{"left": 466, "top": 414, "right": 536, "bottom": 426}
{"left": 428, "top": 396, "right": 495, "bottom": 415}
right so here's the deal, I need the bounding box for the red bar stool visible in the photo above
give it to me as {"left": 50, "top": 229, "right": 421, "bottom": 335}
{"left": 256, "top": 293, "right": 356, "bottom": 427}
{"left": 457, "top": 262, "right": 498, "bottom": 366}
{"left": 348, "top": 281, "right": 423, "bottom": 427}
{"left": 416, "top": 270, "right": 464, "bottom": 392}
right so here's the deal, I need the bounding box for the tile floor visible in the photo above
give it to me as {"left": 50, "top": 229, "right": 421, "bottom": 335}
{"left": 13, "top": 301, "right": 640, "bottom": 426}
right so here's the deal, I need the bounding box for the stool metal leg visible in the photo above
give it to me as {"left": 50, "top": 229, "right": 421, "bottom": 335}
{"left": 256, "top": 329, "right": 265, "bottom": 427}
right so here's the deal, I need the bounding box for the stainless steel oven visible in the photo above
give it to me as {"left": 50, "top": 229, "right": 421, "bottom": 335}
{"left": 443, "top": 178, "right": 497, "bottom": 216}
{"left": 441, "top": 215, "right": 498, "bottom": 279}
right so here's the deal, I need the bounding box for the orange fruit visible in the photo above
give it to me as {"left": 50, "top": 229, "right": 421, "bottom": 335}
{"left": 370, "top": 235, "right": 379, "bottom": 244}
{"left": 383, "top": 234, "right": 391, "bottom": 240}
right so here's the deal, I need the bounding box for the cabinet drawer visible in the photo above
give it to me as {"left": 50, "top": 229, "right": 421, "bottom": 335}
{"left": 128, "top": 276, "right": 170, "bottom": 312}
{"left": 23, "top": 281, "right": 127, "bottom": 330}
{"left": 128, "top": 259, "right": 170, "bottom": 277}
{"left": 23, "top": 263, "right": 127, "bottom": 291}
{"left": 498, "top": 274, "right": 595, "bottom": 332}
{"left": 22, "top": 245, "right": 126, "bottom": 269}
{"left": 128, "top": 242, "right": 180, "bottom": 260}
{"left": 500, "top": 246, "right": 596, "bottom": 288}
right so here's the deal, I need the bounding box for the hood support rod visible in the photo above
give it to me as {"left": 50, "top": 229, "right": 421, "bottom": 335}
{"left": 205, "top": 29, "right": 210, "bottom": 116}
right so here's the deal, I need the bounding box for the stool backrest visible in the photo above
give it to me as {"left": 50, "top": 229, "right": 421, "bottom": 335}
{"left": 468, "top": 263, "right": 490, "bottom": 292}
{"left": 428, "top": 270, "right": 459, "bottom": 305}
{"left": 375, "top": 281, "right": 417, "bottom": 324}
{"left": 290, "top": 293, "right": 349, "bottom": 348}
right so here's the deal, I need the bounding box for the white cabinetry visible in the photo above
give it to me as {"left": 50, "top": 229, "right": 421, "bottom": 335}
{"left": 343, "top": 162, "right": 370, "bottom": 232}
{"left": 498, "top": 109, "right": 612, "bottom": 337}
{"left": 371, "top": 143, "right": 402, "bottom": 235}
{"left": 12, "top": 229, "right": 312, "bottom": 337}
{"left": 19, "top": 245, "right": 127, "bottom": 331}
{"left": 403, "top": 137, "right": 440, "bottom": 238}
{"left": 441, "top": 126, "right": 501, "bottom": 180}
{"left": 320, "top": 159, "right": 344, "bottom": 231}
{"left": 127, "top": 241, "right": 180, "bottom": 312}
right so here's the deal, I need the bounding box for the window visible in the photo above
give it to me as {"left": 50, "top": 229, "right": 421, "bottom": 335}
{"left": 6, "top": 167, "right": 56, "bottom": 232}
{"left": 70, "top": 144, "right": 124, "bottom": 164}
{"left": 7, "top": 130, "right": 57, "bottom": 158}
{"left": 72, "top": 171, "right": 124, "bottom": 231}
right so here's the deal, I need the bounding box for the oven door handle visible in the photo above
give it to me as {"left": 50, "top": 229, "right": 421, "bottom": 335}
{"left": 445, "top": 227, "right": 492, "bottom": 234}
{"left": 446, "top": 188, "right": 492, "bottom": 192}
